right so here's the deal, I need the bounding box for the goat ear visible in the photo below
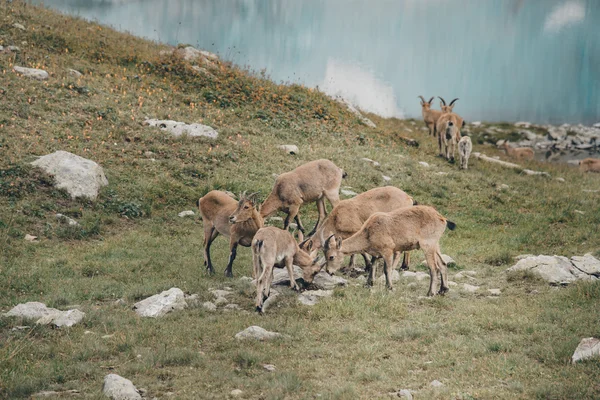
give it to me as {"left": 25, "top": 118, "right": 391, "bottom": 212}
{"left": 305, "top": 239, "right": 313, "bottom": 252}
{"left": 336, "top": 236, "right": 343, "bottom": 249}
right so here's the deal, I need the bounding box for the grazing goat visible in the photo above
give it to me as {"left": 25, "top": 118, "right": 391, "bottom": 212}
{"left": 458, "top": 136, "right": 473, "bottom": 169}
{"left": 323, "top": 206, "right": 456, "bottom": 296}
{"left": 418, "top": 96, "right": 442, "bottom": 137}
{"left": 579, "top": 158, "right": 600, "bottom": 173}
{"left": 260, "top": 159, "right": 345, "bottom": 234}
{"left": 198, "top": 191, "right": 263, "bottom": 277}
{"left": 253, "top": 226, "right": 322, "bottom": 313}
{"left": 301, "top": 186, "right": 415, "bottom": 270}
{"left": 502, "top": 142, "right": 534, "bottom": 161}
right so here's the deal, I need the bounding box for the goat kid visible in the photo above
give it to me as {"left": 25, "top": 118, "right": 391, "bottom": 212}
{"left": 323, "top": 206, "right": 456, "bottom": 296}
{"left": 458, "top": 136, "right": 473, "bottom": 169}
{"left": 502, "top": 142, "right": 534, "bottom": 161}
{"left": 579, "top": 158, "right": 600, "bottom": 173}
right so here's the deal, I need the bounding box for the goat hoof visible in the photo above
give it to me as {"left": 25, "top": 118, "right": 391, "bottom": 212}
{"left": 225, "top": 271, "right": 233, "bottom": 278}
{"left": 400, "top": 265, "right": 409, "bottom": 271}
{"left": 255, "top": 306, "right": 263, "bottom": 314}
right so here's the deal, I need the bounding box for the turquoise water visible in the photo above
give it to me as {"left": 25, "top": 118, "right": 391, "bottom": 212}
{"left": 33, "top": 0, "right": 600, "bottom": 124}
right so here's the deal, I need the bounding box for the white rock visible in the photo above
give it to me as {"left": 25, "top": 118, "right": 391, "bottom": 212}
{"left": 144, "top": 119, "right": 218, "bottom": 139}
{"left": 235, "top": 326, "right": 281, "bottom": 341}
{"left": 174, "top": 46, "right": 218, "bottom": 63}
{"left": 102, "top": 374, "right": 142, "bottom": 400}
{"left": 447, "top": 281, "right": 458, "bottom": 287}
{"left": 418, "top": 161, "right": 429, "bottom": 167}
{"left": 271, "top": 265, "right": 303, "bottom": 286}
{"left": 514, "top": 121, "right": 531, "bottom": 128}
{"left": 4, "top": 302, "right": 57, "bottom": 320}
{"left": 430, "top": 380, "right": 444, "bottom": 388}
{"left": 574, "top": 210, "right": 585, "bottom": 215}
{"left": 462, "top": 284, "right": 480, "bottom": 293}
{"left": 13, "top": 66, "right": 49, "bottom": 80}
{"left": 7, "top": 45, "right": 20, "bottom": 52}
{"left": 424, "top": 254, "right": 455, "bottom": 267}
{"left": 178, "top": 210, "right": 195, "bottom": 218}
{"left": 415, "top": 271, "right": 430, "bottom": 281}
{"left": 593, "top": 122, "right": 600, "bottom": 129}
{"left": 471, "top": 121, "right": 482, "bottom": 127}
{"left": 214, "top": 296, "right": 228, "bottom": 306}
{"left": 133, "top": 288, "right": 187, "bottom": 318}
{"left": 506, "top": 255, "right": 585, "bottom": 285}
{"left": 24, "top": 234, "right": 38, "bottom": 242}
{"left": 202, "top": 302, "right": 217, "bottom": 312}
{"left": 382, "top": 175, "right": 392, "bottom": 182}
{"left": 398, "top": 389, "right": 413, "bottom": 399}
{"left": 556, "top": 177, "right": 566, "bottom": 182}
{"left": 210, "top": 289, "right": 232, "bottom": 298}
{"left": 402, "top": 271, "right": 417, "bottom": 278}
{"left": 436, "top": 172, "right": 449, "bottom": 176}
{"left": 361, "top": 158, "right": 380, "bottom": 167}
{"left": 312, "top": 271, "right": 347, "bottom": 290}
{"left": 31, "top": 151, "right": 108, "bottom": 200}
{"left": 56, "top": 213, "right": 79, "bottom": 226}
{"left": 497, "top": 184, "right": 510, "bottom": 191}
{"left": 239, "top": 276, "right": 253, "bottom": 283}
{"left": 67, "top": 69, "right": 83, "bottom": 78}
{"left": 572, "top": 337, "right": 600, "bottom": 363}
{"left": 263, "top": 364, "right": 276, "bottom": 372}
{"left": 488, "top": 288, "right": 501, "bottom": 296}
{"left": 298, "top": 290, "right": 333, "bottom": 306}
{"left": 377, "top": 270, "right": 401, "bottom": 283}
{"left": 333, "top": 96, "right": 376, "bottom": 128}
{"left": 102, "top": 334, "right": 115, "bottom": 339}
{"left": 230, "top": 389, "right": 243, "bottom": 398}
{"left": 341, "top": 189, "right": 358, "bottom": 197}
{"left": 36, "top": 309, "right": 85, "bottom": 327}
{"left": 278, "top": 145, "right": 299, "bottom": 155}
{"left": 13, "top": 23, "right": 26, "bottom": 30}
{"left": 570, "top": 254, "right": 600, "bottom": 276}
{"left": 0, "top": 45, "right": 3, "bottom": 52}
{"left": 224, "top": 304, "right": 240, "bottom": 311}
{"left": 191, "top": 65, "right": 211, "bottom": 76}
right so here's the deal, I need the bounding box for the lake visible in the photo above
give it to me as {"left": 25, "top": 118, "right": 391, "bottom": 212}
{"left": 31, "top": 0, "right": 600, "bottom": 125}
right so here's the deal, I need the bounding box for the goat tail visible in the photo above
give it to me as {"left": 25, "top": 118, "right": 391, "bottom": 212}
{"left": 342, "top": 170, "right": 348, "bottom": 179}
{"left": 446, "top": 220, "right": 457, "bottom": 231}
{"left": 196, "top": 198, "right": 201, "bottom": 208}
{"left": 411, "top": 197, "right": 418, "bottom": 206}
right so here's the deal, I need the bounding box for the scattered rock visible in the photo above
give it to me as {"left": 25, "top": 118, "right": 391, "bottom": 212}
{"left": 13, "top": 23, "right": 26, "bottom": 30}
{"left": 278, "top": 144, "right": 299, "bottom": 155}
{"left": 0, "top": 45, "right": 3, "bottom": 52}
{"left": 418, "top": 161, "right": 429, "bottom": 167}
{"left": 332, "top": 96, "right": 376, "bottom": 128}
{"left": 341, "top": 189, "right": 358, "bottom": 197}
{"left": 312, "top": 271, "right": 347, "bottom": 290}
{"left": 114, "top": 298, "right": 126, "bottom": 306}
{"left": 436, "top": 172, "right": 449, "bottom": 176}
{"left": 415, "top": 271, "right": 430, "bottom": 281}
{"left": 56, "top": 213, "right": 79, "bottom": 226}
{"left": 263, "top": 364, "right": 276, "bottom": 372}
{"left": 430, "top": 380, "right": 444, "bottom": 388}
{"left": 173, "top": 46, "right": 218, "bottom": 63}
{"left": 487, "top": 289, "right": 501, "bottom": 296}
{"left": 13, "top": 66, "right": 49, "bottom": 80}
{"left": 462, "top": 284, "right": 480, "bottom": 293}
{"left": 447, "top": 281, "right": 458, "bottom": 287}
{"left": 144, "top": 119, "right": 218, "bottom": 139}
{"left": 4, "top": 302, "right": 60, "bottom": 320}
{"left": 224, "top": 304, "right": 240, "bottom": 311}
{"left": 133, "top": 288, "right": 187, "bottom": 318}
{"left": 574, "top": 210, "right": 585, "bottom": 215}
{"left": 235, "top": 326, "right": 282, "bottom": 341}
{"left": 556, "top": 177, "right": 566, "bottom": 182}
{"left": 514, "top": 121, "right": 530, "bottom": 128}
{"left": 210, "top": 289, "right": 232, "bottom": 298}
{"left": 382, "top": 175, "right": 391, "bottom": 182}
{"left": 497, "top": 184, "right": 510, "bottom": 191}
{"left": 67, "top": 69, "right": 83, "bottom": 78}
{"left": 424, "top": 254, "right": 456, "bottom": 267}
{"left": 32, "top": 151, "right": 108, "bottom": 200}
{"left": 202, "top": 302, "right": 217, "bottom": 312}
{"left": 572, "top": 337, "right": 600, "bottom": 363}
{"left": 361, "top": 158, "right": 381, "bottom": 167}
{"left": 11, "top": 325, "right": 30, "bottom": 331}
{"left": 178, "top": 210, "right": 195, "bottom": 218}
{"left": 239, "top": 276, "right": 253, "bottom": 283}
{"left": 376, "top": 270, "right": 401, "bottom": 284}
{"left": 270, "top": 265, "right": 303, "bottom": 286}
{"left": 402, "top": 271, "right": 417, "bottom": 278}
{"left": 36, "top": 309, "right": 85, "bottom": 327}
{"left": 24, "top": 234, "right": 38, "bottom": 242}
{"left": 397, "top": 389, "right": 413, "bottom": 399}
{"left": 471, "top": 121, "right": 482, "bottom": 127}
{"left": 32, "top": 390, "right": 80, "bottom": 398}
{"left": 102, "top": 334, "right": 115, "bottom": 339}
{"left": 102, "top": 374, "right": 142, "bottom": 400}
{"left": 214, "top": 296, "right": 228, "bottom": 306}
{"left": 230, "top": 389, "right": 243, "bottom": 398}
{"left": 506, "top": 255, "right": 599, "bottom": 285}
{"left": 298, "top": 290, "right": 333, "bottom": 306}
{"left": 7, "top": 45, "right": 20, "bottom": 52}
{"left": 184, "top": 294, "right": 200, "bottom": 307}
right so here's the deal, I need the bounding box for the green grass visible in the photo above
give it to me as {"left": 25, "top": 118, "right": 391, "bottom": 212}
{"left": 1, "top": 1, "right": 600, "bottom": 399}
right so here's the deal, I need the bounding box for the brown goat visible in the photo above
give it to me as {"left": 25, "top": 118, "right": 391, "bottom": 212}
{"left": 198, "top": 191, "right": 263, "bottom": 277}
{"left": 323, "top": 206, "right": 456, "bottom": 296}
{"left": 252, "top": 226, "right": 322, "bottom": 313}
{"left": 579, "top": 158, "right": 600, "bottom": 173}
{"left": 301, "top": 186, "right": 415, "bottom": 270}
{"left": 502, "top": 142, "right": 534, "bottom": 161}
{"left": 436, "top": 97, "right": 465, "bottom": 161}
{"left": 418, "top": 95, "right": 442, "bottom": 137}
{"left": 260, "top": 159, "right": 345, "bottom": 234}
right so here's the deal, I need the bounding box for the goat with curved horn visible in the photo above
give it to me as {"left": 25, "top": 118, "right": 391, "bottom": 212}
{"left": 449, "top": 98, "right": 459, "bottom": 106}
{"left": 438, "top": 96, "right": 447, "bottom": 106}
{"left": 418, "top": 95, "right": 426, "bottom": 104}
{"left": 419, "top": 95, "right": 442, "bottom": 136}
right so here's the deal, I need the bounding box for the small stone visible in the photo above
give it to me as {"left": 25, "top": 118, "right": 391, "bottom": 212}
{"left": 488, "top": 288, "right": 501, "bottom": 296}
{"left": 382, "top": 175, "right": 392, "bottom": 182}
{"left": 572, "top": 337, "right": 600, "bottom": 363}
{"left": 263, "top": 364, "right": 276, "bottom": 372}
{"left": 462, "top": 284, "right": 480, "bottom": 293}
{"left": 36, "top": 309, "right": 85, "bottom": 327}
{"left": 278, "top": 144, "right": 299, "bottom": 155}
{"left": 377, "top": 270, "right": 401, "bottom": 283}
{"left": 556, "top": 177, "right": 566, "bottom": 182}
{"left": 418, "top": 161, "right": 429, "bottom": 167}
{"left": 430, "top": 380, "right": 444, "bottom": 388}
{"left": 84, "top": 330, "right": 94, "bottom": 335}
{"left": 13, "top": 66, "right": 49, "bottom": 80}
{"left": 298, "top": 290, "right": 333, "bottom": 306}
{"left": 574, "top": 210, "right": 585, "bottom": 215}
{"left": 144, "top": 119, "right": 218, "bottom": 139}
{"left": 497, "top": 184, "right": 510, "bottom": 191}
{"left": 132, "top": 288, "right": 187, "bottom": 318}
{"left": 202, "top": 302, "right": 217, "bottom": 312}
{"left": 312, "top": 271, "right": 347, "bottom": 290}
{"left": 361, "top": 158, "right": 380, "bottom": 167}
{"left": 144, "top": 151, "right": 155, "bottom": 157}
{"left": 56, "top": 213, "right": 79, "bottom": 226}
{"left": 24, "top": 234, "right": 38, "bottom": 242}
{"left": 114, "top": 298, "right": 126, "bottom": 306}
{"left": 102, "top": 334, "right": 115, "bottom": 339}
{"left": 210, "top": 289, "right": 232, "bottom": 298}
{"left": 436, "top": 172, "right": 449, "bottom": 176}
{"left": 7, "top": 46, "right": 21, "bottom": 52}
{"left": 235, "top": 326, "right": 282, "bottom": 341}
{"left": 239, "top": 276, "right": 253, "bottom": 283}
{"left": 67, "top": 69, "right": 83, "bottom": 78}
{"left": 214, "top": 297, "right": 228, "bottom": 306}
{"left": 178, "top": 210, "right": 195, "bottom": 218}
{"left": 415, "top": 271, "right": 429, "bottom": 281}
{"left": 13, "top": 23, "right": 26, "bottom": 30}
{"left": 341, "top": 189, "right": 358, "bottom": 197}
{"left": 184, "top": 294, "right": 200, "bottom": 307}
{"left": 402, "top": 271, "right": 417, "bottom": 278}
{"left": 398, "top": 389, "right": 413, "bottom": 399}
{"left": 230, "top": 389, "right": 243, "bottom": 398}
{"left": 447, "top": 281, "right": 457, "bottom": 287}
{"left": 102, "top": 374, "right": 142, "bottom": 400}
{"left": 471, "top": 121, "right": 482, "bottom": 126}
{"left": 224, "top": 303, "right": 240, "bottom": 310}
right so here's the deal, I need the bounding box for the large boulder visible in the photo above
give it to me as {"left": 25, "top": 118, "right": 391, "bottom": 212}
{"left": 133, "top": 288, "right": 187, "bottom": 318}
{"left": 31, "top": 151, "right": 108, "bottom": 200}
{"left": 144, "top": 119, "right": 218, "bottom": 139}
{"left": 506, "top": 255, "right": 599, "bottom": 285}
{"left": 102, "top": 374, "right": 142, "bottom": 400}
{"left": 14, "top": 66, "right": 49, "bottom": 80}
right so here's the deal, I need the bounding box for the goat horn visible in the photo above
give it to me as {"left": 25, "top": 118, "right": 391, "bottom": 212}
{"left": 418, "top": 95, "right": 426, "bottom": 104}
{"left": 428, "top": 97, "right": 434, "bottom": 104}
{"left": 449, "top": 98, "right": 459, "bottom": 106}
{"left": 438, "top": 96, "right": 447, "bottom": 106}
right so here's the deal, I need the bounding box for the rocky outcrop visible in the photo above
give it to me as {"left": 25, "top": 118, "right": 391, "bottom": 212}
{"left": 31, "top": 151, "right": 108, "bottom": 200}
{"left": 144, "top": 119, "right": 218, "bottom": 139}
{"left": 133, "top": 288, "right": 187, "bottom": 317}
{"left": 506, "top": 254, "right": 600, "bottom": 285}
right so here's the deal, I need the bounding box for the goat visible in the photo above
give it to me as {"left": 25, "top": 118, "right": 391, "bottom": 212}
{"left": 438, "top": 97, "right": 465, "bottom": 127}
{"left": 502, "top": 142, "right": 534, "bottom": 161}
{"left": 436, "top": 97, "right": 464, "bottom": 161}
{"left": 323, "top": 206, "right": 456, "bottom": 296}
{"left": 253, "top": 226, "right": 322, "bottom": 313}
{"left": 458, "top": 136, "right": 473, "bottom": 169}
{"left": 198, "top": 191, "right": 263, "bottom": 277}
{"left": 300, "top": 186, "right": 415, "bottom": 271}
{"left": 579, "top": 158, "right": 600, "bottom": 173}
{"left": 418, "top": 96, "right": 442, "bottom": 137}
{"left": 260, "top": 159, "right": 345, "bottom": 234}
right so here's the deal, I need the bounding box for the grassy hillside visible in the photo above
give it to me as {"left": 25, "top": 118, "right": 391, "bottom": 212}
{"left": 1, "top": 1, "right": 600, "bottom": 399}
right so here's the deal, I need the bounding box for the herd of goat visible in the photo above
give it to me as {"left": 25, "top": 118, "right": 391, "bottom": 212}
{"left": 197, "top": 96, "right": 599, "bottom": 313}
{"left": 198, "top": 158, "right": 455, "bottom": 313}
